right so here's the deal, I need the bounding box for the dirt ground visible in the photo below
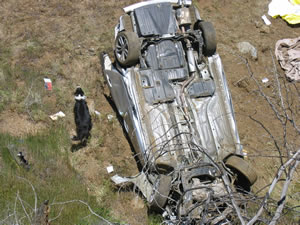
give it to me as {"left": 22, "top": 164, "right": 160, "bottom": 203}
{"left": 0, "top": 0, "right": 299, "bottom": 224}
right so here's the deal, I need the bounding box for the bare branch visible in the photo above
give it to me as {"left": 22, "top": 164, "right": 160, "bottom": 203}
{"left": 51, "top": 200, "right": 114, "bottom": 225}
{"left": 17, "top": 191, "right": 32, "bottom": 224}
{"left": 16, "top": 176, "right": 37, "bottom": 212}
{"left": 247, "top": 149, "right": 300, "bottom": 225}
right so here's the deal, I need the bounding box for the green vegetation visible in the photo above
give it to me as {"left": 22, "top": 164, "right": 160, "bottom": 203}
{"left": 148, "top": 214, "right": 163, "bottom": 225}
{"left": 0, "top": 127, "right": 118, "bottom": 225}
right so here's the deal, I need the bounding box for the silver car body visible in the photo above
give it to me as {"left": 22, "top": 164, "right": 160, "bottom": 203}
{"left": 101, "top": 0, "right": 251, "bottom": 223}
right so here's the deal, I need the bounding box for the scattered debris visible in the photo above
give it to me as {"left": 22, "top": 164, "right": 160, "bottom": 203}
{"left": 268, "top": 0, "right": 300, "bottom": 24}
{"left": 242, "top": 149, "right": 248, "bottom": 159}
{"left": 43, "top": 78, "right": 52, "bottom": 91}
{"left": 106, "top": 165, "right": 114, "bottom": 173}
{"left": 237, "top": 42, "right": 258, "bottom": 60}
{"left": 94, "top": 110, "right": 101, "bottom": 116}
{"left": 107, "top": 114, "right": 114, "bottom": 121}
{"left": 262, "top": 77, "right": 269, "bottom": 83}
{"left": 275, "top": 37, "right": 300, "bottom": 81}
{"left": 49, "top": 111, "right": 65, "bottom": 121}
{"left": 262, "top": 15, "right": 271, "bottom": 25}
{"left": 111, "top": 172, "right": 153, "bottom": 201}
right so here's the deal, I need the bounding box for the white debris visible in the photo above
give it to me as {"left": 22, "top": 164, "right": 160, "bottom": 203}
{"left": 49, "top": 111, "right": 65, "bottom": 121}
{"left": 111, "top": 174, "right": 130, "bottom": 184}
{"left": 111, "top": 172, "right": 153, "bottom": 201}
{"left": 106, "top": 165, "right": 114, "bottom": 173}
{"left": 242, "top": 149, "right": 248, "bottom": 158}
{"left": 107, "top": 114, "right": 114, "bottom": 121}
{"left": 95, "top": 110, "right": 101, "bottom": 116}
{"left": 262, "top": 77, "right": 269, "bottom": 83}
{"left": 262, "top": 15, "right": 271, "bottom": 25}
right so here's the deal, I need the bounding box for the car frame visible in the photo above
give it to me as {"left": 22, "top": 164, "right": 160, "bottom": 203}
{"left": 100, "top": 0, "right": 257, "bottom": 223}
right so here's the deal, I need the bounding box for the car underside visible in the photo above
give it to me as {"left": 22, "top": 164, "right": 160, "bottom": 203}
{"left": 100, "top": 0, "right": 257, "bottom": 223}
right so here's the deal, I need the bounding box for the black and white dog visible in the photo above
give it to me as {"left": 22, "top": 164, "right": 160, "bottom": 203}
{"left": 73, "top": 87, "right": 92, "bottom": 145}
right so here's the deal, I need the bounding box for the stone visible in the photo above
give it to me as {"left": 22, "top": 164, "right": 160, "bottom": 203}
{"left": 237, "top": 41, "right": 258, "bottom": 60}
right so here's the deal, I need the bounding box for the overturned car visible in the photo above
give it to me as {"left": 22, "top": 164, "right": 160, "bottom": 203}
{"left": 100, "top": 0, "right": 257, "bottom": 223}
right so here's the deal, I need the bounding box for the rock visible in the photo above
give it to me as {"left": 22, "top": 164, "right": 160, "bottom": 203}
{"left": 237, "top": 42, "right": 258, "bottom": 60}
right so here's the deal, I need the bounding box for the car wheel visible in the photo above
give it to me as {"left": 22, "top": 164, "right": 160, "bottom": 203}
{"left": 225, "top": 155, "right": 257, "bottom": 189}
{"left": 115, "top": 31, "right": 140, "bottom": 67}
{"left": 195, "top": 21, "right": 217, "bottom": 56}
{"left": 149, "top": 175, "right": 172, "bottom": 213}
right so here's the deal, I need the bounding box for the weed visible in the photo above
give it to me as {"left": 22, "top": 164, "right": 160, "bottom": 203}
{"left": 148, "top": 213, "right": 163, "bottom": 225}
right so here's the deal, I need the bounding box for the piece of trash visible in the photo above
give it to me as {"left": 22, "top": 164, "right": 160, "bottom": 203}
{"left": 275, "top": 37, "right": 300, "bottom": 82}
{"left": 268, "top": 0, "right": 300, "bottom": 24}
{"left": 107, "top": 114, "right": 114, "bottom": 121}
{"left": 95, "top": 110, "right": 101, "bottom": 116}
{"left": 107, "top": 165, "right": 114, "bottom": 173}
{"left": 111, "top": 172, "right": 153, "bottom": 201}
{"left": 44, "top": 78, "right": 52, "bottom": 91}
{"left": 111, "top": 174, "right": 130, "bottom": 184}
{"left": 262, "top": 78, "right": 269, "bottom": 83}
{"left": 242, "top": 149, "right": 248, "bottom": 159}
{"left": 49, "top": 111, "right": 65, "bottom": 121}
{"left": 261, "top": 15, "right": 271, "bottom": 25}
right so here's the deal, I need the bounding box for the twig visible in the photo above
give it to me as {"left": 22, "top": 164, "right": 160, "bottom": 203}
{"left": 247, "top": 149, "right": 300, "bottom": 225}
{"left": 51, "top": 200, "right": 114, "bottom": 225}
{"left": 49, "top": 206, "right": 64, "bottom": 222}
{"left": 17, "top": 191, "right": 32, "bottom": 224}
{"left": 16, "top": 176, "right": 37, "bottom": 212}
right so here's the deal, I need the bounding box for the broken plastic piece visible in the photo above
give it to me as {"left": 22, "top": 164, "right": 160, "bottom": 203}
{"left": 107, "top": 165, "right": 114, "bottom": 173}
{"left": 262, "top": 15, "right": 271, "bottom": 25}
{"left": 111, "top": 172, "right": 153, "bottom": 201}
{"left": 262, "top": 77, "right": 269, "bottom": 83}
{"left": 49, "top": 111, "right": 65, "bottom": 121}
{"left": 107, "top": 114, "right": 114, "bottom": 121}
{"left": 44, "top": 78, "right": 52, "bottom": 91}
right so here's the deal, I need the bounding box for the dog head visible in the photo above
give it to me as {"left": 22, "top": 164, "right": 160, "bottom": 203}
{"left": 74, "top": 86, "right": 86, "bottom": 101}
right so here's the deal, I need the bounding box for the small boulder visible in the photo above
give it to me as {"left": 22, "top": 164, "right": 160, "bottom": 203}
{"left": 237, "top": 42, "right": 258, "bottom": 60}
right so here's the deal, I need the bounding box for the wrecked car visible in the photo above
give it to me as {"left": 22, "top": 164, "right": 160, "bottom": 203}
{"left": 100, "top": 0, "right": 257, "bottom": 223}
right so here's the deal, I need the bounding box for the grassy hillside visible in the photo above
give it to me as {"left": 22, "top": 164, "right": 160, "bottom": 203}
{"left": 0, "top": 0, "right": 299, "bottom": 224}
{"left": 0, "top": 126, "right": 120, "bottom": 224}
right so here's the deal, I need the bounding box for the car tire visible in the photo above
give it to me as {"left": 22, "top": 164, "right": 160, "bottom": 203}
{"left": 195, "top": 21, "right": 217, "bottom": 56}
{"left": 115, "top": 31, "right": 140, "bottom": 67}
{"left": 149, "top": 174, "right": 172, "bottom": 213}
{"left": 225, "top": 155, "right": 257, "bottom": 187}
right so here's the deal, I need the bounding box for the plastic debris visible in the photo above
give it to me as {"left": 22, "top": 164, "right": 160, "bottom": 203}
{"left": 111, "top": 172, "right": 153, "bottom": 201}
{"left": 106, "top": 165, "right": 114, "bottom": 173}
{"left": 95, "top": 110, "right": 101, "bottom": 116}
{"left": 44, "top": 78, "right": 52, "bottom": 91}
{"left": 262, "top": 15, "right": 271, "bottom": 25}
{"left": 268, "top": 0, "right": 300, "bottom": 24}
{"left": 49, "top": 111, "right": 65, "bottom": 121}
{"left": 242, "top": 149, "right": 248, "bottom": 159}
{"left": 262, "top": 77, "right": 269, "bottom": 83}
{"left": 107, "top": 114, "right": 114, "bottom": 121}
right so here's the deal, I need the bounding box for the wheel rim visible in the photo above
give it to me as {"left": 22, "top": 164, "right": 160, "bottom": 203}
{"left": 116, "top": 35, "right": 128, "bottom": 62}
